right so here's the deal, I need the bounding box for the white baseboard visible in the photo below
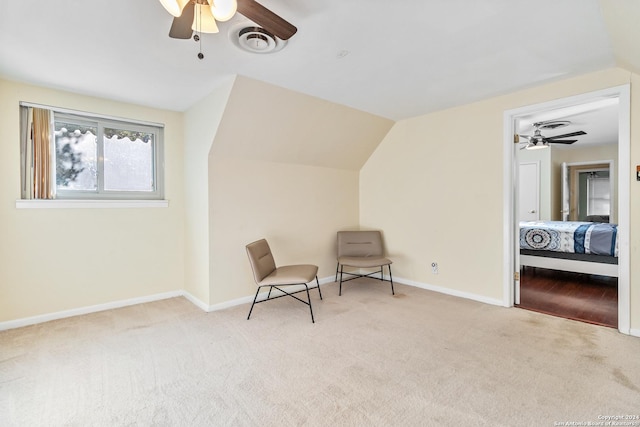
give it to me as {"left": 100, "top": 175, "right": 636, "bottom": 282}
{"left": 1, "top": 277, "right": 633, "bottom": 337}
{"left": 0, "top": 290, "right": 183, "bottom": 331}
{"left": 207, "top": 275, "right": 334, "bottom": 313}
{"left": 0, "top": 278, "right": 336, "bottom": 331}
{"left": 208, "top": 294, "right": 255, "bottom": 312}
{"left": 391, "top": 276, "right": 505, "bottom": 307}
{"left": 182, "top": 290, "right": 211, "bottom": 312}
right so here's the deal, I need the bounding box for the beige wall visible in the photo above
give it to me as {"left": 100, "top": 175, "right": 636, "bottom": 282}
{"left": 360, "top": 104, "right": 505, "bottom": 301}
{"left": 207, "top": 77, "right": 393, "bottom": 304}
{"left": 0, "top": 75, "right": 392, "bottom": 321}
{"left": 360, "top": 68, "right": 636, "bottom": 318}
{"left": 2, "top": 69, "right": 639, "bottom": 333}
{"left": 183, "top": 77, "right": 235, "bottom": 305}
{"left": 0, "top": 79, "right": 185, "bottom": 322}
{"left": 209, "top": 158, "right": 359, "bottom": 302}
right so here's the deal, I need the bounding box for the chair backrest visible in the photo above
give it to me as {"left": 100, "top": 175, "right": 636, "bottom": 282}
{"left": 586, "top": 215, "right": 609, "bottom": 223}
{"left": 246, "top": 239, "right": 277, "bottom": 283}
{"left": 337, "top": 231, "right": 384, "bottom": 257}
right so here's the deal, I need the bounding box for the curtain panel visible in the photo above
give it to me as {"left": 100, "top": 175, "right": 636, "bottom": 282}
{"left": 20, "top": 106, "right": 54, "bottom": 199}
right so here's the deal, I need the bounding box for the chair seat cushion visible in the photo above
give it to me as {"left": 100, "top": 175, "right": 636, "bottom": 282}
{"left": 259, "top": 264, "right": 318, "bottom": 286}
{"left": 338, "top": 256, "right": 392, "bottom": 268}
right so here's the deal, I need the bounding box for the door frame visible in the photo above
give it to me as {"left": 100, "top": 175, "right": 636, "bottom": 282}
{"left": 562, "top": 161, "right": 615, "bottom": 222}
{"left": 502, "top": 84, "right": 631, "bottom": 334}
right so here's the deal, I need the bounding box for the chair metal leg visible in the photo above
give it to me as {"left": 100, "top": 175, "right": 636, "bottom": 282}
{"left": 247, "top": 281, "right": 321, "bottom": 323}
{"left": 305, "top": 284, "right": 315, "bottom": 323}
{"left": 335, "top": 262, "right": 339, "bottom": 282}
{"left": 247, "top": 287, "right": 262, "bottom": 320}
{"left": 335, "top": 263, "right": 394, "bottom": 296}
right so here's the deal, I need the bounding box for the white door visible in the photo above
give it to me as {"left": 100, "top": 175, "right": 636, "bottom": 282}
{"left": 561, "top": 162, "right": 569, "bottom": 221}
{"left": 519, "top": 162, "right": 540, "bottom": 221}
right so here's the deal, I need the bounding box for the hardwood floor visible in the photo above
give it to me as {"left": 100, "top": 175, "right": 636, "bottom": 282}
{"left": 517, "top": 267, "right": 618, "bottom": 328}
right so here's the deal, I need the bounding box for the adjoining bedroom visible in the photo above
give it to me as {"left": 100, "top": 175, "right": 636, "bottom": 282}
{"left": 512, "top": 91, "right": 625, "bottom": 329}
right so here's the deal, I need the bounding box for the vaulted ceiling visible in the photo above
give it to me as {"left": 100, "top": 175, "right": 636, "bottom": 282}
{"left": 0, "top": 0, "right": 638, "bottom": 121}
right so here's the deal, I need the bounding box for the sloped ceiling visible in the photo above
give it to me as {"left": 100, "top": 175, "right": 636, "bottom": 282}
{"left": 600, "top": 0, "right": 640, "bottom": 76}
{"left": 211, "top": 76, "right": 394, "bottom": 170}
{"left": 0, "top": 0, "right": 635, "bottom": 121}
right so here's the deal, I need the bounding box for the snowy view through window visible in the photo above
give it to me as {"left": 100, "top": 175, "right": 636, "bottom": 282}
{"left": 54, "top": 121, "right": 154, "bottom": 193}
{"left": 104, "top": 127, "right": 153, "bottom": 192}
{"left": 54, "top": 122, "right": 97, "bottom": 191}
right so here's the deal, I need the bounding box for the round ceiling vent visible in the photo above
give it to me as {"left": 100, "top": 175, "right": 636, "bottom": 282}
{"left": 538, "top": 120, "right": 571, "bottom": 130}
{"left": 231, "top": 26, "right": 287, "bottom": 54}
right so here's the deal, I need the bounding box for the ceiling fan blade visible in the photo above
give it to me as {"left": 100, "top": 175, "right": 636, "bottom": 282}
{"left": 237, "top": 0, "right": 297, "bottom": 40}
{"left": 518, "top": 134, "right": 532, "bottom": 141}
{"left": 546, "top": 139, "right": 577, "bottom": 144}
{"left": 548, "top": 130, "right": 586, "bottom": 139}
{"left": 169, "top": 2, "right": 195, "bottom": 39}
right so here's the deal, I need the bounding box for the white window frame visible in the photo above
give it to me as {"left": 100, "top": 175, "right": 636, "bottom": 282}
{"left": 20, "top": 102, "right": 165, "bottom": 202}
{"left": 586, "top": 175, "right": 610, "bottom": 216}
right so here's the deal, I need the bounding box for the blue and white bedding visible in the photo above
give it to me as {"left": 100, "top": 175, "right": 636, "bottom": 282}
{"left": 519, "top": 221, "right": 618, "bottom": 257}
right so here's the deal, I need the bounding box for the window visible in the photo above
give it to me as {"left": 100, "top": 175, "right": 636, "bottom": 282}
{"left": 587, "top": 175, "right": 610, "bottom": 216}
{"left": 20, "top": 104, "right": 164, "bottom": 201}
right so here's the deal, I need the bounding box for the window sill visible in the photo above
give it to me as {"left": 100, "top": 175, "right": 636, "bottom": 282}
{"left": 16, "top": 199, "right": 169, "bottom": 209}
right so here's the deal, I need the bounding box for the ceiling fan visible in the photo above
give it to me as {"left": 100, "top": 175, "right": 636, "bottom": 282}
{"left": 160, "top": 0, "right": 297, "bottom": 41}
{"left": 518, "top": 121, "right": 587, "bottom": 150}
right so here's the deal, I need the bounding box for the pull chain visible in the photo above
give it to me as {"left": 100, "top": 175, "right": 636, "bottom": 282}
{"left": 194, "top": 2, "right": 204, "bottom": 59}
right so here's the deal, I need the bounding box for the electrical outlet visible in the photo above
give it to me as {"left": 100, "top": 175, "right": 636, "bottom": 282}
{"left": 431, "top": 262, "right": 438, "bottom": 274}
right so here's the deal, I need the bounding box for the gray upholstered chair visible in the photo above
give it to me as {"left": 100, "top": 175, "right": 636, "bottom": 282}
{"left": 335, "top": 230, "right": 394, "bottom": 296}
{"left": 246, "top": 238, "right": 322, "bottom": 323}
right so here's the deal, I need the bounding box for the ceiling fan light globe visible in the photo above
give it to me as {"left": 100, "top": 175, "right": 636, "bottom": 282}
{"left": 192, "top": 4, "right": 220, "bottom": 33}
{"left": 211, "top": 0, "right": 237, "bottom": 22}
{"left": 525, "top": 142, "right": 549, "bottom": 150}
{"left": 159, "top": 0, "right": 189, "bottom": 17}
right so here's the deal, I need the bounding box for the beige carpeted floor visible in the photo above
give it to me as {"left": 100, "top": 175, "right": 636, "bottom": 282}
{"left": 1, "top": 280, "right": 640, "bottom": 426}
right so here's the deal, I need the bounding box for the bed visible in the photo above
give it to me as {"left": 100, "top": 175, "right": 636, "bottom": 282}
{"left": 519, "top": 220, "right": 619, "bottom": 277}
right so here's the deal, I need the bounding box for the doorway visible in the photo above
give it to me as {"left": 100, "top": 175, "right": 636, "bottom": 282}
{"left": 562, "top": 161, "right": 614, "bottom": 222}
{"left": 503, "top": 85, "right": 630, "bottom": 334}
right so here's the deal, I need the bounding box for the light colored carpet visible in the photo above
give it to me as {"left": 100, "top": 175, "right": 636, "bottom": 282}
{"left": 1, "top": 280, "right": 639, "bottom": 426}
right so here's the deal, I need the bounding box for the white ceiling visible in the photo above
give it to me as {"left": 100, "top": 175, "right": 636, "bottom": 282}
{"left": 1, "top": 0, "right": 634, "bottom": 122}
{"left": 516, "top": 97, "right": 620, "bottom": 149}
